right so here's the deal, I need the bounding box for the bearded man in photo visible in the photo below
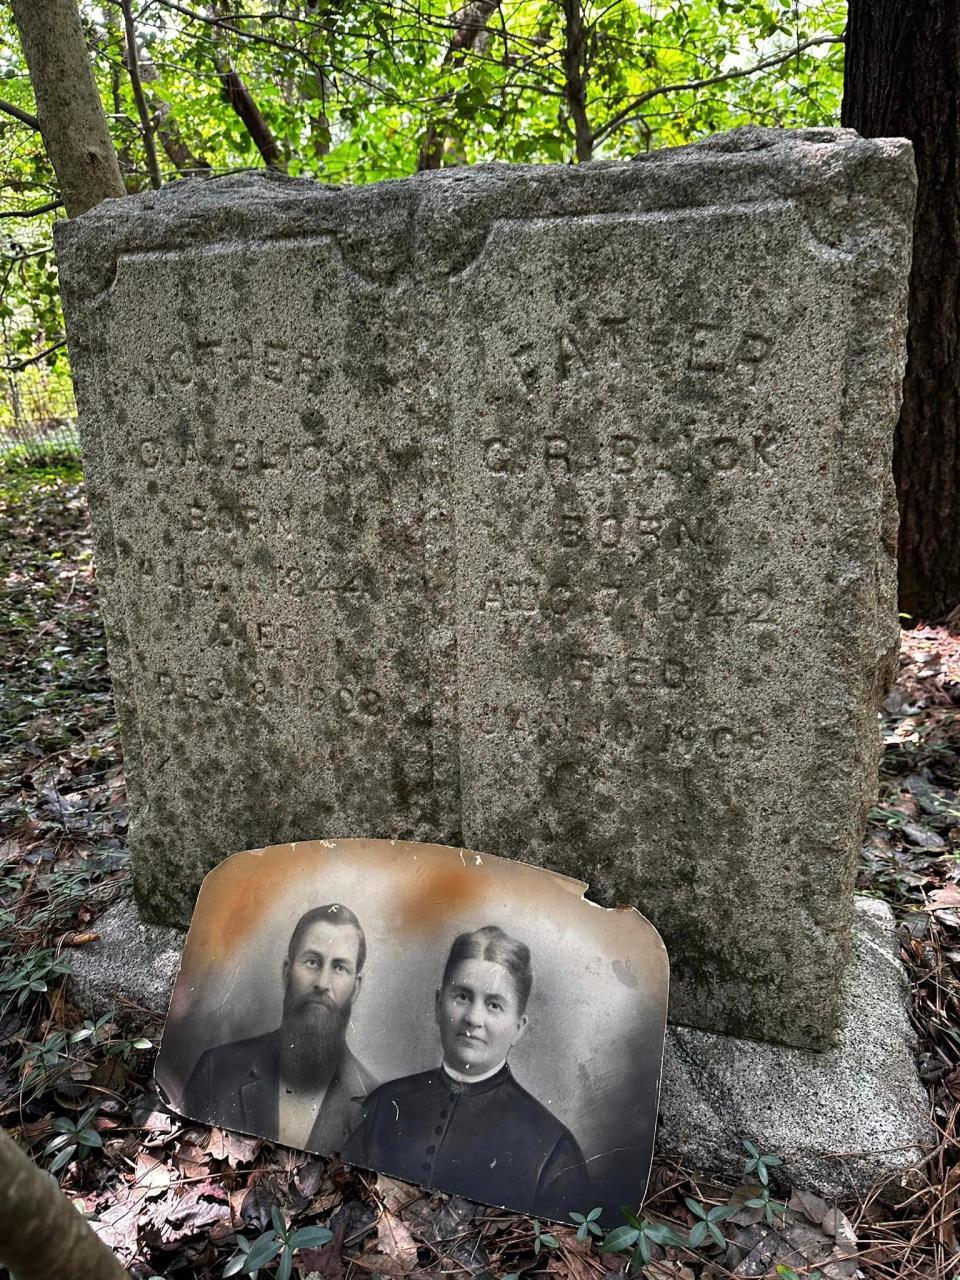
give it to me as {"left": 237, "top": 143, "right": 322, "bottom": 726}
{"left": 180, "top": 903, "right": 376, "bottom": 1150}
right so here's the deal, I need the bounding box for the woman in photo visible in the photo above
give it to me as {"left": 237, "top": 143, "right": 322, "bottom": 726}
{"left": 343, "top": 925, "right": 589, "bottom": 1219}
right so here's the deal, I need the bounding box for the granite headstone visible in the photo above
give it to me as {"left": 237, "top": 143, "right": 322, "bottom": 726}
{"left": 55, "top": 127, "right": 915, "bottom": 1048}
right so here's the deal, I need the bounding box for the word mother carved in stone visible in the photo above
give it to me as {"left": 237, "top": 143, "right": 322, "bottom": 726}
{"left": 56, "top": 127, "right": 915, "bottom": 1049}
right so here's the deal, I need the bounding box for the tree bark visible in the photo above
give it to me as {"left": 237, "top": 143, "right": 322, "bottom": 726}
{"left": 842, "top": 0, "right": 960, "bottom": 621}
{"left": 11, "top": 0, "right": 125, "bottom": 217}
{"left": 562, "top": 0, "right": 592, "bottom": 162}
{"left": 216, "top": 60, "right": 284, "bottom": 168}
{"left": 0, "top": 1127, "right": 128, "bottom": 1280}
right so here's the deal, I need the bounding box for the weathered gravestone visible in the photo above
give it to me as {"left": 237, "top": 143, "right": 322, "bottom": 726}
{"left": 56, "top": 127, "right": 915, "bottom": 1051}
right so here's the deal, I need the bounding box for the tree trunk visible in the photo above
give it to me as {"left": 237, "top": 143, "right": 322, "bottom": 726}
{"left": 11, "top": 0, "right": 125, "bottom": 217}
{"left": 562, "top": 0, "right": 592, "bottom": 162}
{"left": 0, "top": 1128, "right": 128, "bottom": 1280}
{"left": 842, "top": 1, "right": 960, "bottom": 621}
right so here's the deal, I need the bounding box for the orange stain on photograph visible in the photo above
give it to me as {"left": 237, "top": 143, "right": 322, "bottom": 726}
{"left": 169, "top": 838, "right": 663, "bottom": 1022}
{"left": 394, "top": 840, "right": 588, "bottom": 926}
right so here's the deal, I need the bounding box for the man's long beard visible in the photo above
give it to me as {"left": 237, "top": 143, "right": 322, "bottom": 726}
{"left": 279, "top": 991, "right": 352, "bottom": 1089}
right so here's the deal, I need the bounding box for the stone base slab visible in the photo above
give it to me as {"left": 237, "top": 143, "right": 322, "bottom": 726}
{"left": 658, "top": 896, "right": 932, "bottom": 1200}
{"left": 68, "top": 895, "right": 931, "bottom": 1201}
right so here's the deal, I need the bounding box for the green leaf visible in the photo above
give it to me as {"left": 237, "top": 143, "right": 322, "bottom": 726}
{"left": 243, "top": 1234, "right": 282, "bottom": 1271}
{"left": 602, "top": 1225, "right": 640, "bottom": 1252}
{"left": 708, "top": 1204, "right": 736, "bottom": 1222}
{"left": 270, "top": 1205, "right": 286, "bottom": 1236}
{"left": 50, "top": 1144, "right": 76, "bottom": 1173}
{"left": 277, "top": 1250, "right": 293, "bottom": 1280}
{"left": 683, "top": 1198, "right": 707, "bottom": 1220}
{"left": 223, "top": 1255, "right": 247, "bottom": 1277}
{"left": 688, "top": 1220, "right": 708, "bottom": 1248}
{"left": 650, "top": 1224, "right": 685, "bottom": 1248}
{"left": 290, "top": 1226, "right": 334, "bottom": 1249}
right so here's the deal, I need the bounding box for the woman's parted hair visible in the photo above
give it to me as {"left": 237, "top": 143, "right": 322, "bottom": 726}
{"left": 441, "top": 925, "right": 533, "bottom": 1014}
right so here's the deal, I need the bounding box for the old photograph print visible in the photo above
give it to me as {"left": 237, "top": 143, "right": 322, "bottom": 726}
{"left": 157, "top": 838, "right": 669, "bottom": 1224}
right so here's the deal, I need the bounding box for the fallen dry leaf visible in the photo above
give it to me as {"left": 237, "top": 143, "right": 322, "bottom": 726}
{"left": 549, "top": 1231, "right": 602, "bottom": 1280}
{"left": 788, "top": 1187, "right": 829, "bottom": 1224}
{"left": 89, "top": 1184, "right": 147, "bottom": 1264}
{"left": 299, "top": 1242, "right": 346, "bottom": 1280}
{"left": 204, "top": 1126, "right": 259, "bottom": 1166}
{"left": 375, "top": 1173, "right": 421, "bottom": 1215}
{"left": 925, "top": 885, "right": 960, "bottom": 912}
{"left": 377, "top": 1208, "right": 419, "bottom": 1273}
{"left": 135, "top": 1150, "right": 172, "bottom": 1199}
{"left": 299, "top": 1221, "right": 348, "bottom": 1280}
{"left": 642, "top": 1262, "right": 694, "bottom": 1280}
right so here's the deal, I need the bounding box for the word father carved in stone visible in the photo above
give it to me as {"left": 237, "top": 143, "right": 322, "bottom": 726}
{"left": 56, "top": 127, "right": 915, "bottom": 1049}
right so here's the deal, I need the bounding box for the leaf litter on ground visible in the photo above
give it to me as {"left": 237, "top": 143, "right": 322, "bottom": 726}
{"left": 0, "top": 461, "right": 957, "bottom": 1279}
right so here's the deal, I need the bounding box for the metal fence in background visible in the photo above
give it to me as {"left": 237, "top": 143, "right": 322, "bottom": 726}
{"left": 0, "top": 416, "right": 81, "bottom": 465}
{"left": 0, "top": 359, "right": 82, "bottom": 467}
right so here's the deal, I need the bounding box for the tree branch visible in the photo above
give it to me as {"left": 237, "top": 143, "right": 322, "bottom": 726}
{"left": 0, "top": 199, "right": 63, "bottom": 218}
{"left": 591, "top": 32, "right": 844, "bottom": 146}
{"left": 120, "top": 0, "right": 163, "bottom": 189}
{"left": 0, "top": 97, "right": 41, "bottom": 130}
{"left": 3, "top": 339, "right": 67, "bottom": 373}
{"left": 216, "top": 63, "right": 283, "bottom": 168}
{"left": 7, "top": 246, "right": 54, "bottom": 264}
{"left": 0, "top": 1126, "right": 128, "bottom": 1280}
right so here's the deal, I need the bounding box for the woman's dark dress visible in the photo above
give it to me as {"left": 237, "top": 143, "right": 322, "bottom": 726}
{"left": 343, "top": 1063, "right": 588, "bottom": 1219}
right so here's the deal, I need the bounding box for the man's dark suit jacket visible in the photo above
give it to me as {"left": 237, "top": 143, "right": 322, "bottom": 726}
{"left": 342, "top": 1064, "right": 589, "bottom": 1219}
{"left": 180, "top": 1029, "right": 377, "bottom": 1153}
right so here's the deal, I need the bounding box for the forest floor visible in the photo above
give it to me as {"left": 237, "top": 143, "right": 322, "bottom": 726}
{"left": 0, "top": 460, "right": 958, "bottom": 1280}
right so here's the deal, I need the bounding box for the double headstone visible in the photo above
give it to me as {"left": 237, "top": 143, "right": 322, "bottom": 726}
{"left": 56, "top": 127, "right": 915, "bottom": 1050}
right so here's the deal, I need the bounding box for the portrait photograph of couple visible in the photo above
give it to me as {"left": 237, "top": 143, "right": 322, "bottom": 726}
{"left": 157, "top": 838, "right": 669, "bottom": 1224}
